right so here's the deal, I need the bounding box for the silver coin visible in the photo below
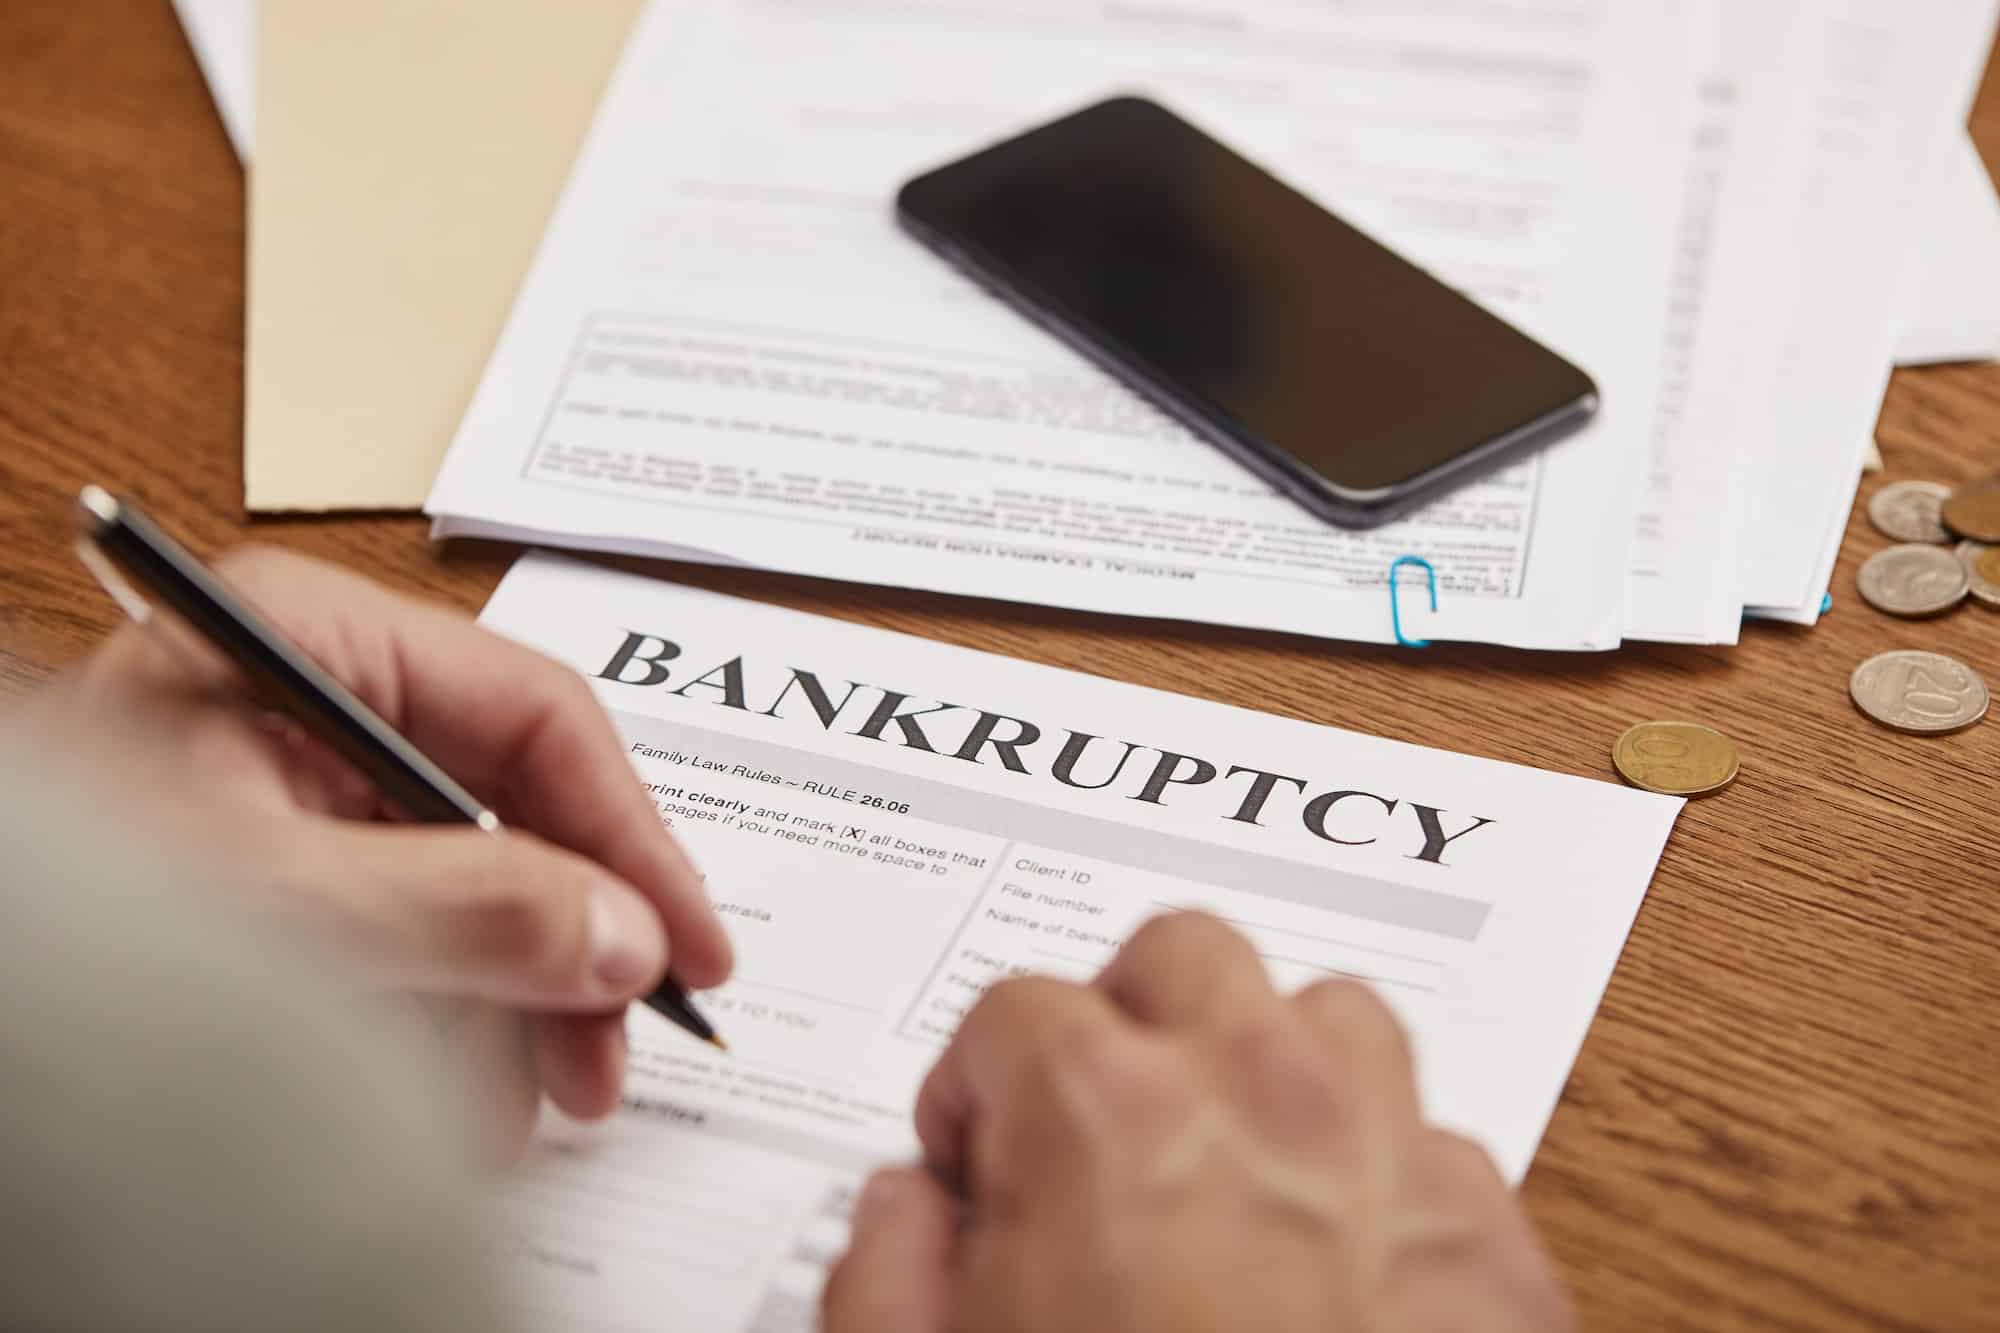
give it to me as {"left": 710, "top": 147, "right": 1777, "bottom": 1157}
{"left": 1868, "top": 481, "right": 1952, "bottom": 543}
{"left": 1849, "top": 650, "right": 1990, "bottom": 734}
{"left": 1856, "top": 544, "right": 1969, "bottom": 616}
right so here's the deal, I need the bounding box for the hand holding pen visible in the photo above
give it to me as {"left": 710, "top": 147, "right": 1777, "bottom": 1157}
{"left": 35, "top": 488, "right": 731, "bottom": 1155}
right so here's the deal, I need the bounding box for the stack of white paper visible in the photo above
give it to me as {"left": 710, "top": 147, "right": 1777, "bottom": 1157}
{"left": 434, "top": 0, "right": 1697, "bottom": 651}
{"left": 1734, "top": 5, "right": 1998, "bottom": 625}
{"left": 176, "top": 0, "right": 2000, "bottom": 646}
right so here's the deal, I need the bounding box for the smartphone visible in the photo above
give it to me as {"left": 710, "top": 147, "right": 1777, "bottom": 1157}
{"left": 896, "top": 96, "right": 1599, "bottom": 529}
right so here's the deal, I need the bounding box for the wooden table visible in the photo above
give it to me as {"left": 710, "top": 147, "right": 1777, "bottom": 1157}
{"left": 4, "top": 3, "right": 1998, "bottom": 1327}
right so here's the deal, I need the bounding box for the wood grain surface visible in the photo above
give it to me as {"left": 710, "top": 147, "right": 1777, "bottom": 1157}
{"left": 3, "top": 3, "right": 1998, "bottom": 1328}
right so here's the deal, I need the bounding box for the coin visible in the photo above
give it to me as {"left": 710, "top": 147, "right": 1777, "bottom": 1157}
{"left": 1849, "top": 651, "right": 1990, "bottom": 734}
{"left": 1856, "top": 544, "right": 1968, "bottom": 616}
{"left": 1612, "top": 721, "right": 1740, "bottom": 796}
{"left": 1966, "top": 545, "right": 2000, "bottom": 608}
{"left": 1867, "top": 480, "right": 1951, "bottom": 543}
{"left": 1940, "top": 486, "right": 2000, "bottom": 543}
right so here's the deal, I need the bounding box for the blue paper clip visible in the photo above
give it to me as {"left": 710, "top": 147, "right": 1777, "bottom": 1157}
{"left": 1388, "top": 555, "right": 1438, "bottom": 648}
{"left": 1820, "top": 592, "right": 1833, "bottom": 615}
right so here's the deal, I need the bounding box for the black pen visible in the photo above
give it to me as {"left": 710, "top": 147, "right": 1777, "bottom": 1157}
{"left": 73, "top": 485, "right": 723, "bottom": 1050}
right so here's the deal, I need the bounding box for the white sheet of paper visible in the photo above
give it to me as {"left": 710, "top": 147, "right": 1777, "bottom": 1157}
{"left": 1894, "top": 131, "right": 2000, "bottom": 367}
{"left": 1745, "top": 143, "right": 1991, "bottom": 629}
{"left": 1623, "top": 0, "right": 1801, "bottom": 645}
{"left": 475, "top": 551, "right": 1683, "bottom": 1331}
{"left": 171, "top": 0, "right": 253, "bottom": 160}
{"left": 431, "top": 0, "right": 1696, "bottom": 651}
{"left": 1743, "top": 461, "right": 1862, "bottom": 625}
{"left": 1735, "top": 0, "right": 1998, "bottom": 614}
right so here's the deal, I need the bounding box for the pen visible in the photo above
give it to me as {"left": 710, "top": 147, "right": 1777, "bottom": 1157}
{"left": 72, "top": 484, "right": 723, "bottom": 1050}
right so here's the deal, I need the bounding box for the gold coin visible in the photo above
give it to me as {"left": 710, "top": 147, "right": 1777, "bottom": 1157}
{"left": 1940, "top": 487, "right": 2000, "bottom": 543}
{"left": 1978, "top": 547, "right": 2000, "bottom": 587}
{"left": 1953, "top": 542, "right": 2000, "bottom": 607}
{"left": 1612, "top": 721, "right": 1740, "bottom": 797}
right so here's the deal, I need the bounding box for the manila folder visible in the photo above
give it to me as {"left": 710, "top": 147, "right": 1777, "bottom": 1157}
{"left": 245, "top": 0, "right": 642, "bottom": 511}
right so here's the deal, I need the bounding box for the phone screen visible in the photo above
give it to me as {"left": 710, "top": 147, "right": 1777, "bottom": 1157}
{"left": 897, "top": 97, "right": 1597, "bottom": 520}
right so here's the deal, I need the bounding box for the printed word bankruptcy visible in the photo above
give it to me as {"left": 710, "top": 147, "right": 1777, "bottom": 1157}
{"left": 598, "top": 629, "right": 1494, "bottom": 865}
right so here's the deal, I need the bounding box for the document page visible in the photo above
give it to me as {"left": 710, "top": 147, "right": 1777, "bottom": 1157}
{"left": 476, "top": 552, "right": 1683, "bottom": 1332}
{"left": 1895, "top": 132, "right": 2000, "bottom": 368}
{"left": 1624, "top": 0, "right": 1800, "bottom": 644}
{"left": 432, "top": 0, "right": 1693, "bottom": 650}
{"left": 1736, "top": 0, "right": 1998, "bottom": 616}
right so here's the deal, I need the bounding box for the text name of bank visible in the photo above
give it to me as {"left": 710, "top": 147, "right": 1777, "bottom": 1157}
{"left": 598, "top": 631, "right": 1494, "bottom": 865}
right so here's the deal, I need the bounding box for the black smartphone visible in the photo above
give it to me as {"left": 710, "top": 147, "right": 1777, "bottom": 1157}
{"left": 896, "top": 96, "right": 1599, "bottom": 529}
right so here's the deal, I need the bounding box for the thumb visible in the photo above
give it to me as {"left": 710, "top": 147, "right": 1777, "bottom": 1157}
{"left": 274, "top": 819, "right": 668, "bottom": 1009}
{"left": 823, "top": 1167, "right": 957, "bottom": 1333}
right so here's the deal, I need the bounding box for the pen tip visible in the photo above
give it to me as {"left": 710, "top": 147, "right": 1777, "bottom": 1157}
{"left": 708, "top": 1034, "right": 730, "bottom": 1052}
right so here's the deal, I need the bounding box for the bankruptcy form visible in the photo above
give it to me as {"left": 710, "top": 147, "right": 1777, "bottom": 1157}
{"left": 432, "top": 0, "right": 1693, "bottom": 650}
{"left": 477, "top": 553, "right": 1683, "bottom": 1332}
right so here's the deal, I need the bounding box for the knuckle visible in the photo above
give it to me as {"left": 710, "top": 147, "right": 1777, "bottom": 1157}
{"left": 1220, "top": 1013, "right": 1340, "bottom": 1128}
{"left": 1298, "top": 974, "right": 1396, "bottom": 1027}
{"left": 1424, "top": 1130, "right": 1505, "bottom": 1188}
{"left": 969, "top": 975, "right": 1074, "bottom": 1034}
{"left": 1299, "top": 977, "right": 1412, "bottom": 1066}
{"left": 1409, "top": 1130, "right": 1511, "bottom": 1213}
{"left": 1126, "top": 909, "right": 1255, "bottom": 964}
{"left": 1011, "top": 1023, "right": 1175, "bottom": 1165}
{"left": 505, "top": 632, "right": 598, "bottom": 708}
{"left": 445, "top": 845, "right": 588, "bottom": 979}
{"left": 558, "top": 659, "right": 602, "bottom": 708}
{"left": 1039, "top": 1009, "right": 1131, "bottom": 1089}
{"left": 974, "top": 977, "right": 1173, "bottom": 1121}
{"left": 211, "top": 543, "right": 306, "bottom": 593}
{"left": 534, "top": 653, "right": 599, "bottom": 713}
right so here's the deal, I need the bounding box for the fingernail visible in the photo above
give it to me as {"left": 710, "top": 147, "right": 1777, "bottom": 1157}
{"left": 589, "top": 887, "right": 663, "bottom": 993}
